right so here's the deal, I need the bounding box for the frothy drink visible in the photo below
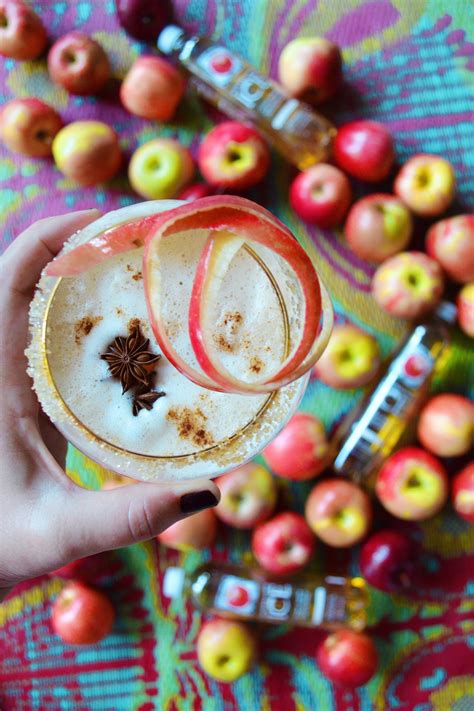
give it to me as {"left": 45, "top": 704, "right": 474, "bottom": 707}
{"left": 27, "top": 201, "right": 308, "bottom": 481}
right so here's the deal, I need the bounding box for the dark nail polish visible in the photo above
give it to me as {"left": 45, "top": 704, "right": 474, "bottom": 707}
{"left": 180, "top": 490, "right": 218, "bottom": 514}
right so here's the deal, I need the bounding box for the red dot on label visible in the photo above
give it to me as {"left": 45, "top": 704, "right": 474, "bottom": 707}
{"left": 405, "top": 355, "right": 427, "bottom": 377}
{"left": 227, "top": 585, "right": 250, "bottom": 607}
{"left": 211, "top": 54, "right": 233, "bottom": 73}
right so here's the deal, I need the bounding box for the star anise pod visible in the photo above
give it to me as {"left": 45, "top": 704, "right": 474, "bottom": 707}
{"left": 100, "top": 326, "right": 161, "bottom": 393}
{"left": 132, "top": 389, "right": 166, "bottom": 417}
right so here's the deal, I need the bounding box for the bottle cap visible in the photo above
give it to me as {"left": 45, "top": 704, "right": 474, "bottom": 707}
{"left": 434, "top": 300, "right": 457, "bottom": 324}
{"left": 157, "top": 25, "right": 185, "bottom": 55}
{"left": 163, "top": 566, "right": 185, "bottom": 598}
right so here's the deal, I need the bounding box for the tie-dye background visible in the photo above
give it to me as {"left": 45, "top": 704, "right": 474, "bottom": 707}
{"left": 1, "top": 1, "right": 473, "bottom": 709}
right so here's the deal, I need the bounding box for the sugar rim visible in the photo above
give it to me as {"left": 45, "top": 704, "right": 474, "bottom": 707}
{"left": 26, "top": 200, "right": 308, "bottom": 482}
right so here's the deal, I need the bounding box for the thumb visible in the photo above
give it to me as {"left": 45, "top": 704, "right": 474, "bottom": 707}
{"left": 56, "top": 479, "right": 220, "bottom": 562}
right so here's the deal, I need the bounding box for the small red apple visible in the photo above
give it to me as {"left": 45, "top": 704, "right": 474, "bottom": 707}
{"left": 289, "top": 163, "right": 352, "bottom": 228}
{"left": 158, "top": 508, "right": 217, "bottom": 551}
{"left": 372, "top": 251, "right": 444, "bottom": 319}
{"left": 120, "top": 56, "right": 185, "bottom": 121}
{"left": 115, "top": 0, "right": 172, "bottom": 41}
{"left": 375, "top": 446, "right": 448, "bottom": 521}
{"left": 48, "top": 32, "right": 110, "bottom": 96}
{"left": 344, "top": 194, "right": 413, "bottom": 263}
{"left": 0, "top": 98, "right": 63, "bottom": 157}
{"left": 305, "top": 479, "right": 372, "bottom": 548}
{"left": 313, "top": 323, "right": 381, "bottom": 390}
{"left": 278, "top": 37, "right": 343, "bottom": 104}
{"left": 394, "top": 154, "right": 456, "bottom": 217}
{"left": 263, "top": 412, "right": 328, "bottom": 481}
{"left": 457, "top": 283, "right": 474, "bottom": 338}
{"left": 198, "top": 122, "right": 270, "bottom": 190}
{"left": 52, "top": 121, "right": 121, "bottom": 185}
{"left": 178, "top": 182, "right": 215, "bottom": 201}
{"left": 334, "top": 120, "right": 395, "bottom": 183}
{"left": 359, "top": 529, "right": 418, "bottom": 592}
{"left": 426, "top": 215, "right": 474, "bottom": 284}
{"left": 452, "top": 461, "right": 474, "bottom": 524}
{"left": 51, "top": 581, "right": 115, "bottom": 645}
{"left": 251, "top": 511, "right": 316, "bottom": 575}
{"left": 215, "top": 462, "right": 277, "bottom": 529}
{"left": 316, "top": 630, "right": 378, "bottom": 687}
{"left": 417, "top": 393, "right": 473, "bottom": 458}
{"left": 0, "top": 0, "right": 47, "bottom": 60}
{"left": 197, "top": 618, "right": 258, "bottom": 682}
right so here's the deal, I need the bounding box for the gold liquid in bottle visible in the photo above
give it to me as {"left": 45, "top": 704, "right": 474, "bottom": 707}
{"left": 157, "top": 25, "right": 336, "bottom": 169}
{"left": 163, "top": 563, "right": 368, "bottom": 631}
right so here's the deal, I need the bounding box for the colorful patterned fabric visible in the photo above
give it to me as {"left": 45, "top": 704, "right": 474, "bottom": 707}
{"left": 1, "top": 1, "right": 473, "bottom": 709}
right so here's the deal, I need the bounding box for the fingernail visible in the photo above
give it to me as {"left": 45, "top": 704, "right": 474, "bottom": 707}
{"left": 180, "top": 490, "right": 219, "bottom": 514}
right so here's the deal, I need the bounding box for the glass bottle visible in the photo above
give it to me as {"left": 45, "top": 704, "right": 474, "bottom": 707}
{"left": 157, "top": 25, "right": 336, "bottom": 169}
{"left": 163, "top": 562, "right": 368, "bottom": 631}
{"left": 331, "top": 301, "right": 457, "bottom": 488}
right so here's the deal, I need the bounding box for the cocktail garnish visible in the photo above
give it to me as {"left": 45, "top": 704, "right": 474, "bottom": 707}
{"left": 100, "top": 326, "right": 161, "bottom": 394}
{"left": 132, "top": 389, "right": 165, "bottom": 417}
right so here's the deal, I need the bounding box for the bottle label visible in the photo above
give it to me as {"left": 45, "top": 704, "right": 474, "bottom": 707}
{"left": 196, "top": 47, "right": 244, "bottom": 88}
{"left": 214, "top": 575, "right": 260, "bottom": 615}
{"left": 399, "top": 344, "right": 433, "bottom": 387}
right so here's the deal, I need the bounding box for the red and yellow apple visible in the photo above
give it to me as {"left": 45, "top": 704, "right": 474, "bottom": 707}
{"left": 120, "top": 56, "right": 185, "bottom": 121}
{"left": 375, "top": 446, "right": 448, "bottom": 521}
{"left": 251, "top": 511, "right": 316, "bottom": 575}
{"left": 316, "top": 630, "right": 378, "bottom": 687}
{"left": 394, "top": 154, "right": 456, "bottom": 217}
{"left": 289, "top": 163, "right": 352, "bottom": 228}
{"left": 0, "top": 98, "right": 63, "bottom": 157}
{"left": 158, "top": 508, "right": 217, "bottom": 551}
{"left": 197, "top": 618, "right": 258, "bottom": 682}
{"left": 313, "top": 323, "right": 381, "bottom": 390}
{"left": 426, "top": 214, "right": 474, "bottom": 284}
{"left": 52, "top": 121, "right": 121, "bottom": 185}
{"left": 129, "top": 138, "right": 194, "bottom": 199}
{"left": 452, "top": 462, "right": 474, "bottom": 524}
{"left": 305, "top": 479, "right": 372, "bottom": 547}
{"left": 263, "top": 412, "right": 328, "bottom": 481}
{"left": 457, "top": 283, "right": 474, "bottom": 338}
{"left": 344, "top": 194, "right": 413, "bottom": 263}
{"left": 334, "top": 120, "right": 394, "bottom": 183}
{"left": 372, "top": 251, "right": 444, "bottom": 319}
{"left": 198, "top": 121, "right": 269, "bottom": 190}
{"left": 51, "top": 581, "right": 115, "bottom": 645}
{"left": 48, "top": 32, "right": 110, "bottom": 96}
{"left": 417, "top": 393, "right": 473, "bottom": 458}
{"left": 278, "top": 37, "right": 343, "bottom": 104}
{"left": 215, "top": 462, "right": 277, "bottom": 529}
{"left": 0, "top": 0, "right": 47, "bottom": 60}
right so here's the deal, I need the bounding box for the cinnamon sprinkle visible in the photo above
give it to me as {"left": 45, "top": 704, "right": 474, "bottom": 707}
{"left": 250, "top": 356, "right": 264, "bottom": 374}
{"left": 74, "top": 315, "right": 103, "bottom": 345}
{"left": 166, "top": 406, "right": 214, "bottom": 448}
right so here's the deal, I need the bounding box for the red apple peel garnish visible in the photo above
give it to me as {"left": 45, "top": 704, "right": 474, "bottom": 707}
{"left": 46, "top": 196, "right": 333, "bottom": 394}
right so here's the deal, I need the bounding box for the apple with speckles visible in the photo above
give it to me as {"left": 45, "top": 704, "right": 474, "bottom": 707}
{"left": 375, "top": 447, "right": 448, "bottom": 521}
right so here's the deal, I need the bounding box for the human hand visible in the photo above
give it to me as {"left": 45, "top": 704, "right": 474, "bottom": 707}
{"left": 0, "top": 210, "right": 220, "bottom": 597}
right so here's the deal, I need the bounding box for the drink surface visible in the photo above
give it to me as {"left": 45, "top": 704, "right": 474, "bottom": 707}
{"left": 27, "top": 201, "right": 307, "bottom": 481}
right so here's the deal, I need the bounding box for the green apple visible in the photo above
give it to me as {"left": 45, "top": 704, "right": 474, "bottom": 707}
{"left": 128, "top": 138, "right": 194, "bottom": 199}
{"left": 197, "top": 618, "right": 258, "bottom": 683}
{"left": 313, "top": 323, "right": 381, "bottom": 389}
